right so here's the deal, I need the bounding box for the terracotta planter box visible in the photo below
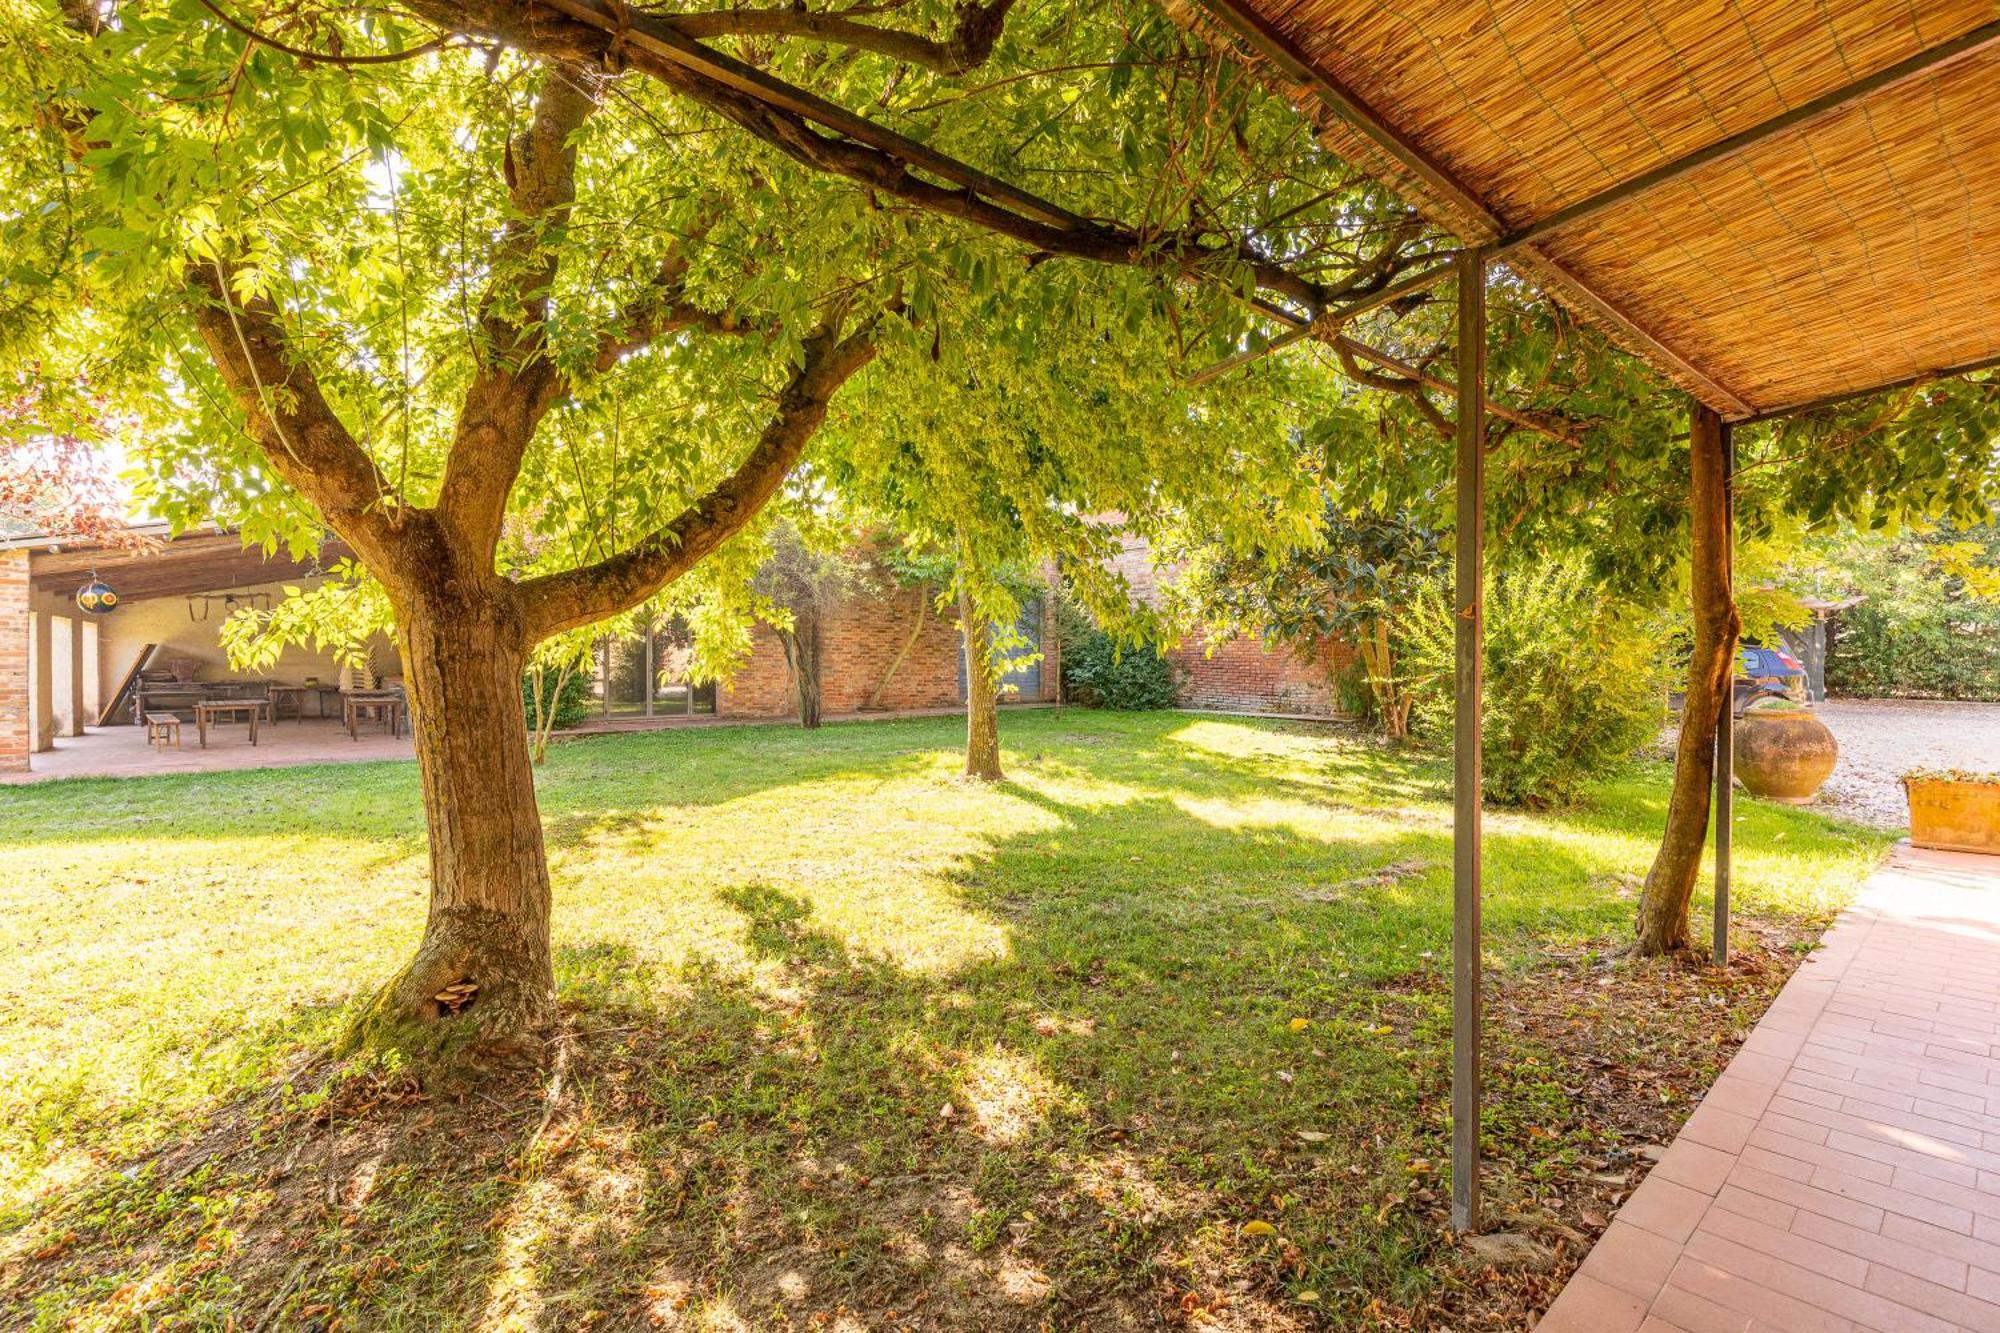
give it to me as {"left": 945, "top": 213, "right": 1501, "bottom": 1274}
{"left": 1904, "top": 775, "right": 2000, "bottom": 855}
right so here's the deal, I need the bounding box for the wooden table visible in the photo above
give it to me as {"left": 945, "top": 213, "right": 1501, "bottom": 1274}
{"left": 265, "top": 685, "right": 339, "bottom": 722}
{"left": 195, "top": 698, "right": 267, "bottom": 747}
{"left": 344, "top": 692, "right": 407, "bottom": 741}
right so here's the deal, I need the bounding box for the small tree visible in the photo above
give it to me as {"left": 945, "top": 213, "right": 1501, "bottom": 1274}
{"left": 524, "top": 628, "right": 598, "bottom": 763}
{"left": 752, "top": 524, "right": 869, "bottom": 729}
{"left": 1183, "top": 498, "right": 1443, "bottom": 738}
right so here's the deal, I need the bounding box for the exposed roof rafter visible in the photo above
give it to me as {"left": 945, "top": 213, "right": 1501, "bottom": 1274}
{"left": 1194, "top": 0, "right": 1760, "bottom": 419}
{"left": 1493, "top": 18, "right": 2000, "bottom": 259}
{"left": 1739, "top": 351, "right": 2000, "bottom": 426}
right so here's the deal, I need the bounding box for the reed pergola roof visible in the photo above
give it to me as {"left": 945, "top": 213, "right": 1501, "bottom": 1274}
{"left": 1194, "top": 0, "right": 2000, "bottom": 422}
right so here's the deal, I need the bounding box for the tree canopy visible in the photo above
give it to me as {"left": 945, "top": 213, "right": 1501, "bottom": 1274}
{"left": 7, "top": 0, "right": 1995, "bottom": 1017}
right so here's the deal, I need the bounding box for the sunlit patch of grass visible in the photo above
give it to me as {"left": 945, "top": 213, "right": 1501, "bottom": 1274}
{"left": 0, "top": 710, "right": 1890, "bottom": 1328}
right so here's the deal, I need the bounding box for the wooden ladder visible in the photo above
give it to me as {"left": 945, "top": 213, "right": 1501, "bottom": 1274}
{"left": 97, "top": 643, "right": 158, "bottom": 726}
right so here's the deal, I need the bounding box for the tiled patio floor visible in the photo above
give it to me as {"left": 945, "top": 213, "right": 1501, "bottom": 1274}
{"left": 2, "top": 718, "right": 413, "bottom": 782}
{"left": 1539, "top": 844, "right": 2000, "bottom": 1333}
{"left": 2, "top": 704, "right": 1061, "bottom": 782}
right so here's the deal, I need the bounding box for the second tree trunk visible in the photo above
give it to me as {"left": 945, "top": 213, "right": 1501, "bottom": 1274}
{"left": 1635, "top": 403, "right": 1740, "bottom": 956}
{"left": 960, "top": 585, "right": 1003, "bottom": 782}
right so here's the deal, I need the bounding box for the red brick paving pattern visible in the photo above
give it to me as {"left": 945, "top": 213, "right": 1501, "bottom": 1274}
{"left": 1539, "top": 845, "right": 2000, "bottom": 1333}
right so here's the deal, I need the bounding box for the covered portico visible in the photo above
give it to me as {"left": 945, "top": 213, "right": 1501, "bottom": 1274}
{"left": 1179, "top": 0, "right": 2000, "bottom": 1242}
{"left": 0, "top": 525, "right": 403, "bottom": 775}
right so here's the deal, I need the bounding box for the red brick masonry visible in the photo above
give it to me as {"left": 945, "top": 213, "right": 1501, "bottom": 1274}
{"left": 0, "top": 552, "right": 29, "bottom": 772}
{"left": 1168, "top": 627, "right": 1353, "bottom": 717}
{"left": 719, "top": 580, "right": 1059, "bottom": 719}
{"left": 1105, "top": 532, "right": 1353, "bottom": 717}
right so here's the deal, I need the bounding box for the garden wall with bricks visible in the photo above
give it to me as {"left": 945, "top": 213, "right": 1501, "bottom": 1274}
{"left": 718, "top": 578, "right": 1060, "bottom": 720}
{"left": 1105, "top": 533, "right": 1352, "bottom": 718}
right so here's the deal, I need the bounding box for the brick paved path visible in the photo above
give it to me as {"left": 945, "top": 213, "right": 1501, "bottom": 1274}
{"left": 1539, "top": 845, "right": 2000, "bottom": 1333}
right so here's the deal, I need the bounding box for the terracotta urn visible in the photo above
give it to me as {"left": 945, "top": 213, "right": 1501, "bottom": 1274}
{"left": 1732, "top": 705, "right": 1838, "bottom": 803}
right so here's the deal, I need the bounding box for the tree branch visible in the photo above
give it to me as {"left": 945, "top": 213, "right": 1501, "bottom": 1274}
{"left": 1330, "top": 335, "right": 1588, "bottom": 450}
{"left": 193, "top": 0, "right": 458, "bottom": 65}
{"left": 435, "top": 61, "right": 602, "bottom": 560}
{"left": 519, "top": 311, "right": 884, "bottom": 638}
{"left": 187, "top": 265, "right": 408, "bottom": 571}
{"left": 1332, "top": 338, "right": 1453, "bottom": 441}
{"left": 589, "top": 217, "right": 762, "bottom": 371}
{"left": 666, "top": 0, "right": 1017, "bottom": 75}
{"left": 396, "top": 0, "right": 1416, "bottom": 316}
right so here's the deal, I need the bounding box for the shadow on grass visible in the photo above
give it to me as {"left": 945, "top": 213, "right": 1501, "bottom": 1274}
{"left": 2, "top": 770, "right": 1645, "bottom": 1332}
{"left": 0, "top": 713, "right": 1864, "bottom": 1331}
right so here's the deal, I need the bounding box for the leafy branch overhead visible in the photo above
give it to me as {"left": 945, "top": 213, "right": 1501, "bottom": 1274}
{"left": 5, "top": 0, "right": 1467, "bottom": 1042}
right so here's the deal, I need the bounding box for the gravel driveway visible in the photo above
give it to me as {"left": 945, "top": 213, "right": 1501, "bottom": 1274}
{"left": 1808, "top": 698, "right": 2000, "bottom": 829}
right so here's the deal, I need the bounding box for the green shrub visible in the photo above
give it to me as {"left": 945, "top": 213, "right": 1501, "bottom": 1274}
{"left": 522, "top": 666, "right": 595, "bottom": 733}
{"left": 1058, "top": 601, "right": 1178, "bottom": 710}
{"left": 1401, "top": 561, "right": 1666, "bottom": 809}
{"left": 1827, "top": 601, "right": 2000, "bottom": 701}
{"left": 1808, "top": 523, "right": 2000, "bottom": 701}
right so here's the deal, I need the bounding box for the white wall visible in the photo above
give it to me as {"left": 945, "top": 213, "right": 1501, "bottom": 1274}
{"left": 51, "top": 616, "right": 75, "bottom": 734}
{"left": 93, "top": 578, "right": 399, "bottom": 716}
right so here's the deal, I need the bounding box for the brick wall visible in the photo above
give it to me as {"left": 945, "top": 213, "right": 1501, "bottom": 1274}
{"left": 1105, "top": 529, "right": 1353, "bottom": 717}
{"left": 0, "top": 552, "right": 29, "bottom": 771}
{"left": 822, "top": 587, "right": 967, "bottom": 714}
{"left": 1168, "top": 627, "right": 1354, "bottom": 717}
{"left": 717, "top": 576, "right": 1061, "bottom": 720}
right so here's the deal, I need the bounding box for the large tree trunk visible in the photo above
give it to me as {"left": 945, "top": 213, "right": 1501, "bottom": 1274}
{"left": 1636, "top": 403, "right": 1740, "bottom": 956}
{"left": 357, "top": 585, "right": 557, "bottom": 1047}
{"left": 960, "top": 584, "right": 1003, "bottom": 782}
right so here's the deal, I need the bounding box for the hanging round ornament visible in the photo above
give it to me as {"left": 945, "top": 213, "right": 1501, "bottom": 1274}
{"left": 75, "top": 577, "right": 119, "bottom": 615}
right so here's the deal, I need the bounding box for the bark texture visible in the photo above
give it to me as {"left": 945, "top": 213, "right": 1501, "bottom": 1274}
{"left": 1636, "top": 403, "right": 1740, "bottom": 956}
{"left": 960, "top": 584, "right": 1003, "bottom": 782}
{"left": 358, "top": 559, "right": 558, "bottom": 1045}
{"left": 779, "top": 613, "right": 825, "bottom": 729}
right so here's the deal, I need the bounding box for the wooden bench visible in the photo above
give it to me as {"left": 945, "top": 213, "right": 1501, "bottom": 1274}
{"left": 144, "top": 712, "right": 182, "bottom": 749}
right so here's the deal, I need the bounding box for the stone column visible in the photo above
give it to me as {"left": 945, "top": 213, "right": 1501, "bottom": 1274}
{"left": 31, "top": 611, "right": 55, "bottom": 753}
{"left": 65, "top": 615, "right": 86, "bottom": 737}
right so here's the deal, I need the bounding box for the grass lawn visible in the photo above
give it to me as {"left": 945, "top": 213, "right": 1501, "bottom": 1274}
{"left": 0, "top": 710, "right": 1888, "bottom": 1330}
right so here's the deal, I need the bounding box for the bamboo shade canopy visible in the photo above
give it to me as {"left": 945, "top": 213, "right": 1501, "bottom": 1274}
{"left": 1194, "top": 0, "right": 2000, "bottom": 420}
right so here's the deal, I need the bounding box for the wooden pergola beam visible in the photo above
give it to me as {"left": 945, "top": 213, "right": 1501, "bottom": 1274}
{"left": 1194, "top": 0, "right": 1762, "bottom": 420}
{"left": 1494, "top": 19, "right": 2000, "bottom": 258}
{"left": 1737, "top": 350, "right": 2000, "bottom": 425}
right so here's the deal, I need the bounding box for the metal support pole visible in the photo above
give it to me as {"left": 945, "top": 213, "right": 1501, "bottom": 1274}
{"left": 1451, "top": 248, "right": 1487, "bottom": 1236}
{"left": 1713, "top": 421, "right": 1735, "bottom": 967}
